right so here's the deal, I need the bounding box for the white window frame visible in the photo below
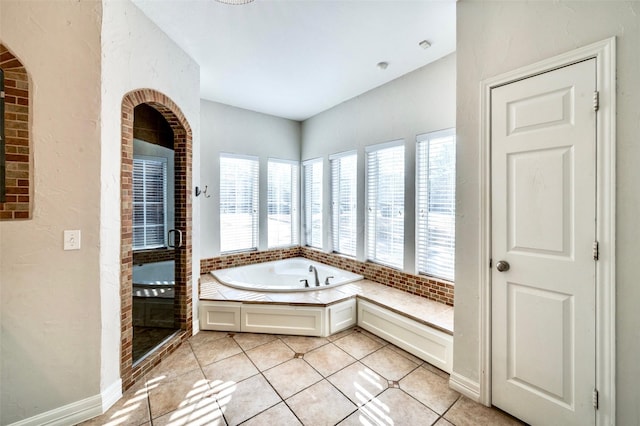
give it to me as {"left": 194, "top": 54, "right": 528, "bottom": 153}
{"left": 365, "top": 140, "right": 405, "bottom": 269}
{"left": 133, "top": 155, "right": 168, "bottom": 250}
{"left": 219, "top": 153, "right": 259, "bottom": 253}
{"left": 330, "top": 150, "right": 357, "bottom": 257}
{"left": 302, "top": 158, "right": 323, "bottom": 249}
{"left": 267, "top": 158, "right": 299, "bottom": 248}
{"left": 416, "top": 128, "right": 456, "bottom": 282}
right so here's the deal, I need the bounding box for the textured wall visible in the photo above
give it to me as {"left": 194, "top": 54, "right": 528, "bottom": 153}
{"left": 455, "top": 1, "right": 640, "bottom": 423}
{"left": 0, "top": 1, "right": 103, "bottom": 423}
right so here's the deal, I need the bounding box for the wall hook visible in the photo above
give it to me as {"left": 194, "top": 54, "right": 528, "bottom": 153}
{"left": 195, "top": 185, "right": 211, "bottom": 198}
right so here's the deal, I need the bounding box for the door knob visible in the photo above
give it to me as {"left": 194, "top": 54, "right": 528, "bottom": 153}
{"left": 496, "top": 260, "right": 510, "bottom": 272}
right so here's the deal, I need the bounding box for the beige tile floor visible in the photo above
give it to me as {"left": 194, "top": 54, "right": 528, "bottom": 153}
{"left": 81, "top": 327, "right": 525, "bottom": 426}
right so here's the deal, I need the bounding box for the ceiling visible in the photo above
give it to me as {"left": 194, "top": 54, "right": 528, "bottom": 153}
{"left": 132, "top": 0, "right": 456, "bottom": 121}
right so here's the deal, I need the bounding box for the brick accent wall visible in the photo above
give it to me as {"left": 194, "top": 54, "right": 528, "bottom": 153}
{"left": 0, "top": 44, "right": 31, "bottom": 220}
{"left": 300, "top": 248, "right": 454, "bottom": 306}
{"left": 200, "top": 246, "right": 301, "bottom": 273}
{"left": 133, "top": 248, "right": 175, "bottom": 265}
{"left": 200, "top": 246, "right": 454, "bottom": 306}
{"left": 121, "top": 89, "right": 193, "bottom": 391}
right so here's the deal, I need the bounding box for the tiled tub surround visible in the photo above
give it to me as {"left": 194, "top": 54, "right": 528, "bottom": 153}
{"left": 200, "top": 246, "right": 454, "bottom": 306}
{"left": 201, "top": 275, "right": 453, "bottom": 335}
{"left": 200, "top": 274, "right": 454, "bottom": 372}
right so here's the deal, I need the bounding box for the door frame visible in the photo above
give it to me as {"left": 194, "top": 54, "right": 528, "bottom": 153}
{"left": 120, "top": 89, "right": 194, "bottom": 391}
{"left": 478, "top": 37, "right": 616, "bottom": 424}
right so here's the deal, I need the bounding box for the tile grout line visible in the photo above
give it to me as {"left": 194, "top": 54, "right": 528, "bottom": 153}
{"left": 296, "top": 332, "right": 382, "bottom": 422}
{"left": 193, "top": 338, "right": 228, "bottom": 426}
{"left": 438, "top": 394, "right": 463, "bottom": 426}
{"left": 188, "top": 335, "right": 232, "bottom": 425}
{"left": 234, "top": 334, "right": 294, "bottom": 425}
{"left": 274, "top": 333, "right": 357, "bottom": 424}
{"left": 322, "top": 328, "right": 450, "bottom": 424}
{"left": 145, "top": 378, "right": 153, "bottom": 426}
{"left": 262, "top": 331, "right": 360, "bottom": 424}
{"left": 193, "top": 332, "right": 325, "bottom": 424}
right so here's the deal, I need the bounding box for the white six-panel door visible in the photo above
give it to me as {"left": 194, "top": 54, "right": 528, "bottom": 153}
{"left": 491, "top": 59, "right": 597, "bottom": 425}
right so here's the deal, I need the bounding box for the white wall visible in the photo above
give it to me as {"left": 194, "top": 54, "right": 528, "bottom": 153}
{"left": 100, "top": 0, "right": 201, "bottom": 398}
{"left": 200, "top": 100, "right": 301, "bottom": 258}
{"left": 0, "top": 1, "right": 103, "bottom": 423}
{"left": 455, "top": 1, "right": 640, "bottom": 423}
{"left": 301, "top": 53, "right": 456, "bottom": 271}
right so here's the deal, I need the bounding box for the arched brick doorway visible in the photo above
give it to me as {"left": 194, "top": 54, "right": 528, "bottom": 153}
{"left": 120, "top": 89, "right": 192, "bottom": 390}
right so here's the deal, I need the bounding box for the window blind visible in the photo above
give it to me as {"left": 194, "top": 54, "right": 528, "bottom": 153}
{"left": 416, "top": 129, "right": 456, "bottom": 281}
{"left": 303, "top": 159, "right": 323, "bottom": 248}
{"left": 366, "top": 141, "right": 404, "bottom": 269}
{"left": 133, "top": 157, "right": 167, "bottom": 250}
{"left": 268, "top": 159, "right": 299, "bottom": 248}
{"left": 220, "top": 154, "right": 259, "bottom": 253}
{"left": 330, "top": 152, "right": 357, "bottom": 256}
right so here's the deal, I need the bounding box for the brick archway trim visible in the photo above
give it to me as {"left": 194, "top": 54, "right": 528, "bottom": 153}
{"left": 120, "top": 89, "right": 193, "bottom": 390}
{"left": 0, "top": 43, "right": 31, "bottom": 219}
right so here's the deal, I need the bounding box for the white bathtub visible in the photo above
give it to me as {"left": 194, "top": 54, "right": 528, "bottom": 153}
{"left": 211, "top": 257, "right": 363, "bottom": 292}
{"left": 133, "top": 260, "right": 175, "bottom": 285}
{"left": 133, "top": 260, "right": 175, "bottom": 298}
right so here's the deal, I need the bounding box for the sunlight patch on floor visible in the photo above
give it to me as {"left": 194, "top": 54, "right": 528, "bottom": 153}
{"left": 209, "top": 379, "right": 237, "bottom": 412}
{"left": 358, "top": 395, "right": 392, "bottom": 426}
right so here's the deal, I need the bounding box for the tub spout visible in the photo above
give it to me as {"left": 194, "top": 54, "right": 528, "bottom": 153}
{"left": 309, "top": 265, "right": 320, "bottom": 287}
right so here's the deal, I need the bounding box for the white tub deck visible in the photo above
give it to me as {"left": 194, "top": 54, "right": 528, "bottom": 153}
{"left": 199, "top": 273, "right": 454, "bottom": 372}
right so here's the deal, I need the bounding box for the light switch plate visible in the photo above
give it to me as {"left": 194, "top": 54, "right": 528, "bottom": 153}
{"left": 64, "top": 230, "right": 81, "bottom": 250}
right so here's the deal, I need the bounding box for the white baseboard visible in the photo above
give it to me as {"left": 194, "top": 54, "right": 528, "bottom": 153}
{"left": 8, "top": 395, "right": 102, "bottom": 426}
{"left": 8, "top": 379, "right": 122, "bottom": 426}
{"left": 101, "top": 378, "right": 123, "bottom": 412}
{"left": 449, "top": 372, "right": 482, "bottom": 403}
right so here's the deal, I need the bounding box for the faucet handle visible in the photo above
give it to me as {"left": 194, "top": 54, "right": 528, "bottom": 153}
{"left": 324, "top": 276, "right": 334, "bottom": 285}
{"left": 300, "top": 279, "right": 309, "bottom": 288}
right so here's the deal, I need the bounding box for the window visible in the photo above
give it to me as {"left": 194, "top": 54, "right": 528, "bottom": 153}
{"left": 330, "top": 151, "right": 357, "bottom": 256}
{"left": 416, "top": 129, "right": 456, "bottom": 281}
{"left": 133, "top": 156, "right": 167, "bottom": 249}
{"left": 220, "top": 154, "right": 259, "bottom": 253}
{"left": 366, "top": 141, "right": 404, "bottom": 269}
{"left": 268, "top": 159, "right": 298, "bottom": 248}
{"left": 303, "top": 158, "right": 323, "bottom": 248}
